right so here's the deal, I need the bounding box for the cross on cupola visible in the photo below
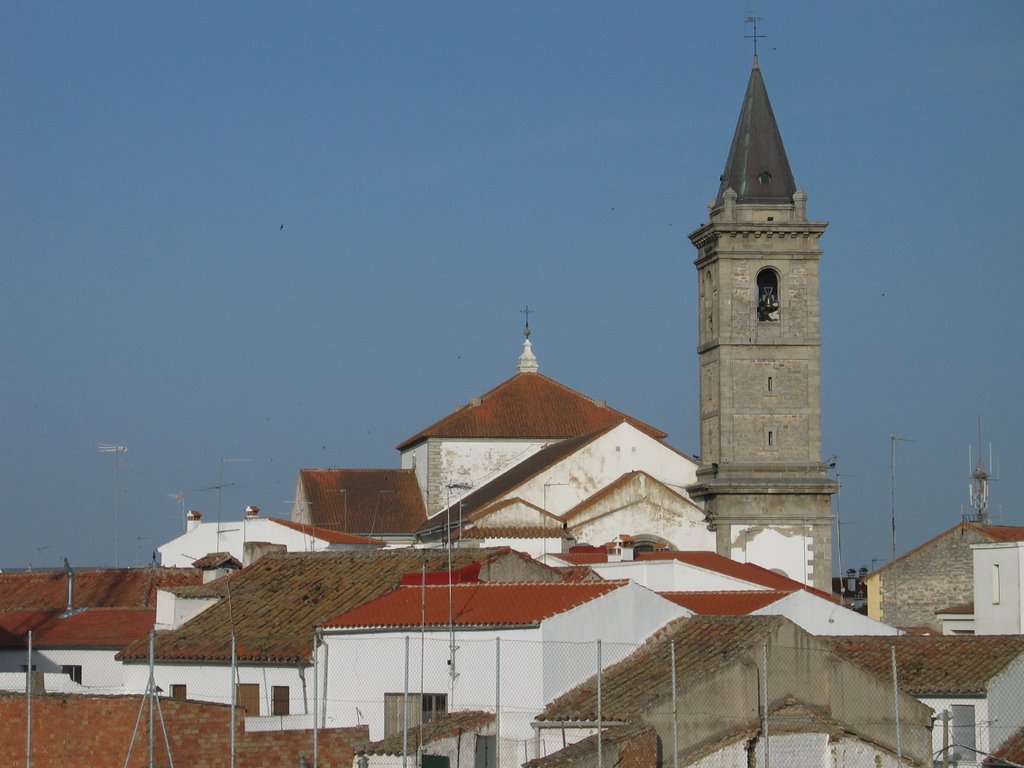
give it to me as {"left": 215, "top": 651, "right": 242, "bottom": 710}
{"left": 517, "top": 305, "right": 539, "bottom": 373}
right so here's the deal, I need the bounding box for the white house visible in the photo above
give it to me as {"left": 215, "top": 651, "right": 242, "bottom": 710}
{"left": 158, "top": 507, "right": 383, "bottom": 567}
{"left": 318, "top": 579, "right": 687, "bottom": 764}
{"left": 972, "top": 538, "right": 1024, "bottom": 635}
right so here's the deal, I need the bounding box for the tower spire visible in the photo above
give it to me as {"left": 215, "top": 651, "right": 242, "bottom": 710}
{"left": 715, "top": 62, "right": 796, "bottom": 207}
{"left": 517, "top": 305, "right": 539, "bottom": 374}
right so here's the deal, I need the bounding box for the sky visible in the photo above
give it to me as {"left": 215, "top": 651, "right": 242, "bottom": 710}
{"left": 3, "top": 2, "right": 1022, "bottom": 573}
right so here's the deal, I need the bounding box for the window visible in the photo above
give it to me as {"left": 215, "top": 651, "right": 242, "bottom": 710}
{"left": 236, "top": 683, "right": 260, "bottom": 716}
{"left": 170, "top": 684, "right": 187, "bottom": 700}
{"left": 992, "top": 563, "right": 1001, "bottom": 604}
{"left": 950, "top": 704, "right": 976, "bottom": 761}
{"left": 62, "top": 665, "right": 82, "bottom": 685}
{"left": 384, "top": 693, "right": 448, "bottom": 736}
{"left": 272, "top": 685, "right": 290, "bottom": 716}
{"left": 756, "top": 268, "right": 780, "bottom": 322}
{"left": 766, "top": 375, "right": 774, "bottom": 394}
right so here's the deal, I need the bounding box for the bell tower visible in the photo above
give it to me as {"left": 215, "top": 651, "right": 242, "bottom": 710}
{"left": 687, "top": 59, "right": 837, "bottom": 591}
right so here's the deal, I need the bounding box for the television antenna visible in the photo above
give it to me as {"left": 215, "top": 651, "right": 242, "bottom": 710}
{"left": 99, "top": 443, "right": 128, "bottom": 567}
{"left": 967, "top": 419, "right": 997, "bottom": 524}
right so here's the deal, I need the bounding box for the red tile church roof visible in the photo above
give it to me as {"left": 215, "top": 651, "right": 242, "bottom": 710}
{"left": 324, "top": 581, "right": 626, "bottom": 629}
{"left": 397, "top": 373, "right": 667, "bottom": 450}
{"left": 298, "top": 468, "right": 426, "bottom": 534}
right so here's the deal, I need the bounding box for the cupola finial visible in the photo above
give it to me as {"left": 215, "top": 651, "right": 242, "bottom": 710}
{"left": 517, "top": 305, "right": 539, "bottom": 373}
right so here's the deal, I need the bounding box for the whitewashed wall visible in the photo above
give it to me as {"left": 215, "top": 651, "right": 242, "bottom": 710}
{"left": 159, "top": 518, "right": 346, "bottom": 567}
{"left": 972, "top": 541, "right": 1024, "bottom": 635}
{"left": 591, "top": 559, "right": 768, "bottom": 592}
{"left": 121, "top": 659, "right": 312, "bottom": 721}
{"left": 0, "top": 647, "right": 124, "bottom": 693}
{"left": 750, "top": 591, "right": 899, "bottom": 636}
{"left": 730, "top": 524, "right": 810, "bottom": 586}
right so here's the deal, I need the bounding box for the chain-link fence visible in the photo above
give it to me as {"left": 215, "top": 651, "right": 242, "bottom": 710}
{"left": 10, "top": 627, "right": 1024, "bottom": 767}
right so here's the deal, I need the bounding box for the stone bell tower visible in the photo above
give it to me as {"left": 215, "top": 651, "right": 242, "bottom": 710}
{"left": 687, "top": 58, "right": 837, "bottom": 591}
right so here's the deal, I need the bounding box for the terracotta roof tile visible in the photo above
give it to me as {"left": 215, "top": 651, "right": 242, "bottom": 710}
{"left": 397, "top": 373, "right": 667, "bottom": 449}
{"left": 992, "top": 724, "right": 1024, "bottom": 764}
{"left": 298, "top": 469, "right": 426, "bottom": 535}
{"left": 191, "top": 552, "right": 241, "bottom": 570}
{"left": 459, "top": 526, "right": 564, "bottom": 540}
{"left": 268, "top": 516, "right": 386, "bottom": 545}
{"left": 119, "top": 548, "right": 550, "bottom": 664}
{"left": 0, "top": 608, "right": 156, "bottom": 648}
{"left": 826, "top": 635, "right": 1024, "bottom": 695}
{"left": 539, "top": 615, "right": 784, "bottom": 722}
{"left": 0, "top": 568, "right": 201, "bottom": 611}
{"left": 524, "top": 723, "right": 656, "bottom": 768}
{"left": 637, "top": 551, "right": 837, "bottom": 601}
{"left": 358, "top": 711, "right": 494, "bottom": 756}
{"left": 325, "top": 581, "right": 626, "bottom": 629}
{"left": 661, "top": 590, "right": 790, "bottom": 615}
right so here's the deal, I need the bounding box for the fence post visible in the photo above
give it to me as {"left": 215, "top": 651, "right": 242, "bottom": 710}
{"left": 671, "top": 640, "right": 678, "bottom": 768}
{"left": 312, "top": 631, "right": 319, "bottom": 768}
{"left": 891, "top": 645, "right": 903, "bottom": 767}
{"left": 495, "top": 637, "right": 501, "bottom": 768}
{"left": 230, "top": 634, "right": 237, "bottom": 768}
{"left": 148, "top": 631, "right": 155, "bottom": 768}
{"left": 596, "top": 640, "right": 602, "bottom": 768}
{"left": 26, "top": 629, "right": 32, "bottom": 768}
{"left": 403, "top": 635, "right": 409, "bottom": 768}
{"left": 762, "top": 643, "right": 769, "bottom": 768}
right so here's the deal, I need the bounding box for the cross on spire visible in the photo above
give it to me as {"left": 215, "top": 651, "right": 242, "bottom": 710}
{"left": 520, "top": 305, "right": 533, "bottom": 339}
{"left": 745, "top": 15, "right": 765, "bottom": 61}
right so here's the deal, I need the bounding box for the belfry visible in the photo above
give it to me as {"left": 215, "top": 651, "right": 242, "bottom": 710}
{"left": 687, "top": 58, "right": 837, "bottom": 591}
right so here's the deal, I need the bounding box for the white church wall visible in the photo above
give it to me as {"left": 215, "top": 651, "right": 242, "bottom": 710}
{"left": 571, "top": 497, "right": 714, "bottom": 553}
{"left": 437, "top": 439, "right": 553, "bottom": 503}
{"left": 731, "top": 524, "right": 810, "bottom": 586}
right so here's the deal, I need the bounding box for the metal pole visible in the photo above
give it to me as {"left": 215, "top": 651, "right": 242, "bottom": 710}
{"left": 230, "top": 634, "right": 237, "bottom": 768}
{"left": 596, "top": 640, "right": 602, "bottom": 768}
{"left": 403, "top": 636, "right": 409, "bottom": 768}
{"left": 26, "top": 630, "right": 32, "bottom": 768}
{"left": 671, "top": 641, "right": 678, "bottom": 768}
{"left": 312, "top": 632, "right": 319, "bottom": 768}
{"left": 762, "top": 643, "right": 769, "bottom": 768}
{"left": 941, "top": 710, "right": 950, "bottom": 768}
{"left": 495, "top": 637, "right": 501, "bottom": 768}
{"left": 891, "top": 645, "right": 903, "bottom": 767}
{"left": 148, "top": 631, "right": 155, "bottom": 768}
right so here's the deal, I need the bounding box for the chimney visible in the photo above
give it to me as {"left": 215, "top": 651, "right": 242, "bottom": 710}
{"left": 186, "top": 510, "right": 203, "bottom": 532}
{"left": 245, "top": 505, "right": 260, "bottom": 519}
{"left": 243, "top": 541, "right": 286, "bottom": 567}
{"left": 63, "top": 558, "right": 74, "bottom": 614}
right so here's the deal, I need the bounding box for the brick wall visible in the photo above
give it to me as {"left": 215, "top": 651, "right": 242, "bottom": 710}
{"left": 0, "top": 692, "right": 366, "bottom": 768}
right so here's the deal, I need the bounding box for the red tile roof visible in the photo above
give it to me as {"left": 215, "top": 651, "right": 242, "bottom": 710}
{"left": 397, "top": 373, "right": 667, "bottom": 450}
{"left": 827, "top": 635, "right": 1024, "bottom": 695}
{"left": 268, "top": 516, "right": 386, "bottom": 545}
{"left": 191, "top": 552, "right": 241, "bottom": 570}
{"left": 992, "top": 724, "right": 1024, "bottom": 765}
{"left": 660, "top": 590, "right": 790, "bottom": 615}
{"left": 0, "top": 567, "right": 201, "bottom": 611}
{"left": 0, "top": 608, "right": 156, "bottom": 648}
{"left": 119, "top": 548, "right": 557, "bottom": 664}
{"left": 636, "top": 551, "right": 837, "bottom": 601}
{"left": 297, "top": 468, "right": 426, "bottom": 535}
{"left": 324, "top": 581, "right": 626, "bottom": 629}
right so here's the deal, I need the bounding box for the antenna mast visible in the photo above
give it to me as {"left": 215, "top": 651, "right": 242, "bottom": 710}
{"left": 967, "top": 419, "right": 994, "bottom": 524}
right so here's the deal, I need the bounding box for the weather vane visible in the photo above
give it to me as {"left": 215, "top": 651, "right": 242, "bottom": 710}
{"left": 520, "top": 305, "right": 533, "bottom": 338}
{"left": 745, "top": 15, "right": 766, "bottom": 59}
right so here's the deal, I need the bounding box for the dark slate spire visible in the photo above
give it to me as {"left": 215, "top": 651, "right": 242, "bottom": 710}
{"left": 715, "top": 59, "right": 797, "bottom": 206}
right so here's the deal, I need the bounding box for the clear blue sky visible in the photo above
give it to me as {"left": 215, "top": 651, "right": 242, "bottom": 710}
{"left": 3, "top": 2, "right": 1022, "bottom": 572}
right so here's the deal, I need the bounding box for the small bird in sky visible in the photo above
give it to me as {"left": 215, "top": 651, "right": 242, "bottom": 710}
{"left": 280, "top": 224, "right": 284, "bottom": 230}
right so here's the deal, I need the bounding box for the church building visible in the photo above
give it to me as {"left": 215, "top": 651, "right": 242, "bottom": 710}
{"left": 686, "top": 57, "right": 837, "bottom": 592}
{"left": 287, "top": 58, "right": 837, "bottom": 589}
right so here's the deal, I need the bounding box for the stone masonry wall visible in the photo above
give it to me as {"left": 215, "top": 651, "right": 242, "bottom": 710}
{"left": 879, "top": 525, "right": 989, "bottom": 631}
